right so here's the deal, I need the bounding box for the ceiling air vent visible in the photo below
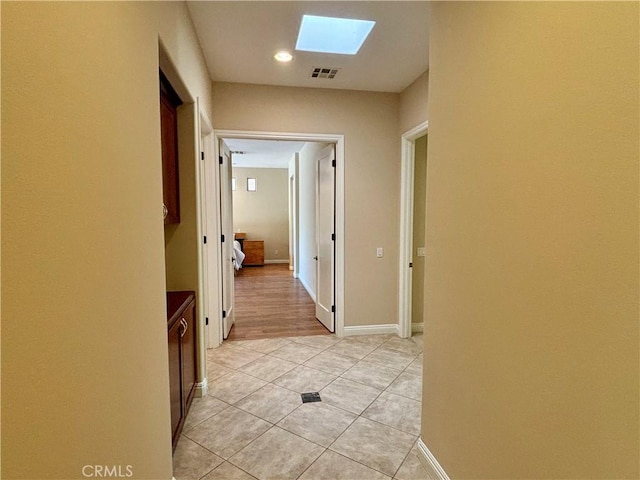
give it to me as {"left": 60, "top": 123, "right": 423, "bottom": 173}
{"left": 310, "top": 67, "right": 340, "bottom": 80}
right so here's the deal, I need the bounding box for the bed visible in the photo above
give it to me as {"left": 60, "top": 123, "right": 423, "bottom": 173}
{"left": 233, "top": 240, "right": 245, "bottom": 270}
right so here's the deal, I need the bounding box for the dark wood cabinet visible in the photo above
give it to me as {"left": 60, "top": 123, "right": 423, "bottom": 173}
{"left": 167, "top": 317, "right": 182, "bottom": 439}
{"left": 167, "top": 291, "right": 197, "bottom": 452}
{"left": 160, "top": 70, "right": 182, "bottom": 224}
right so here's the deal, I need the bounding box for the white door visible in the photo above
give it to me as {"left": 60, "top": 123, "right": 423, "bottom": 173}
{"left": 220, "top": 141, "right": 235, "bottom": 338}
{"left": 315, "top": 145, "right": 335, "bottom": 332}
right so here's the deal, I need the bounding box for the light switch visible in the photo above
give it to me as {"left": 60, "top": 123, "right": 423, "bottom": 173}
{"left": 376, "top": 247, "right": 384, "bottom": 258}
{"left": 417, "top": 247, "right": 425, "bottom": 257}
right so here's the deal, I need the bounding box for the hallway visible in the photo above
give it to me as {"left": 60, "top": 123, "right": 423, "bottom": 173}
{"left": 228, "top": 264, "right": 331, "bottom": 340}
{"left": 174, "top": 333, "right": 429, "bottom": 480}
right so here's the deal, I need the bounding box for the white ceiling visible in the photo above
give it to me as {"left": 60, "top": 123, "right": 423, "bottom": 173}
{"left": 186, "top": 1, "right": 429, "bottom": 93}
{"left": 225, "top": 139, "right": 306, "bottom": 168}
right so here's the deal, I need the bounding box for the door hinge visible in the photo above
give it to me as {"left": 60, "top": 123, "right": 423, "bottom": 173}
{"left": 219, "top": 155, "right": 223, "bottom": 165}
{"left": 332, "top": 159, "right": 336, "bottom": 167}
{"left": 201, "top": 151, "right": 204, "bottom": 160}
{"left": 203, "top": 236, "right": 207, "bottom": 244}
{"left": 331, "top": 305, "right": 336, "bottom": 313}
{"left": 222, "top": 310, "right": 227, "bottom": 319}
{"left": 221, "top": 234, "right": 225, "bottom": 242}
{"left": 331, "top": 233, "right": 335, "bottom": 241}
{"left": 205, "top": 317, "right": 209, "bottom": 326}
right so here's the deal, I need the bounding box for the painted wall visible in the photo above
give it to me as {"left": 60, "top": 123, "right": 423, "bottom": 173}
{"left": 233, "top": 167, "right": 289, "bottom": 262}
{"left": 213, "top": 83, "right": 400, "bottom": 327}
{"left": 411, "top": 135, "right": 427, "bottom": 326}
{"left": 424, "top": 2, "right": 639, "bottom": 478}
{"left": 399, "top": 70, "right": 428, "bottom": 134}
{"left": 1, "top": 2, "right": 213, "bottom": 478}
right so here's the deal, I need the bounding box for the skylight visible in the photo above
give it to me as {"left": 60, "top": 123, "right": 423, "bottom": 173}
{"left": 295, "top": 15, "right": 376, "bottom": 55}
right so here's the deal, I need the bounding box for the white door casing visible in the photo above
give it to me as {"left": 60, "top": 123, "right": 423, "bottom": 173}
{"left": 315, "top": 144, "right": 336, "bottom": 332}
{"left": 399, "top": 121, "right": 429, "bottom": 338}
{"left": 219, "top": 141, "right": 235, "bottom": 338}
{"left": 211, "top": 130, "right": 345, "bottom": 344}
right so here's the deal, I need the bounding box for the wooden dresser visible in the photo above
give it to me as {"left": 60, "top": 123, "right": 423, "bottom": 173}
{"left": 167, "top": 291, "right": 196, "bottom": 452}
{"left": 243, "top": 240, "right": 264, "bottom": 266}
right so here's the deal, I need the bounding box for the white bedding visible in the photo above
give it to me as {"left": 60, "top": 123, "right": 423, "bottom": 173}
{"left": 233, "top": 240, "right": 245, "bottom": 270}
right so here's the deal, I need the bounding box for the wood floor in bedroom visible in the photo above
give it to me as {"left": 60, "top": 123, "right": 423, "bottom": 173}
{"left": 227, "top": 264, "right": 332, "bottom": 341}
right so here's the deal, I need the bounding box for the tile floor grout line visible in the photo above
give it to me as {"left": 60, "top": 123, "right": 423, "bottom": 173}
{"left": 227, "top": 424, "right": 328, "bottom": 479}
{"left": 202, "top": 460, "right": 257, "bottom": 480}
{"left": 390, "top": 439, "right": 420, "bottom": 480}
{"left": 181, "top": 402, "right": 233, "bottom": 433}
{"left": 324, "top": 446, "right": 399, "bottom": 480}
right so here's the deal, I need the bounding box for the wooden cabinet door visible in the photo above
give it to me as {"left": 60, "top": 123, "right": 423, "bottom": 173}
{"left": 160, "top": 71, "right": 182, "bottom": 224}
{"left": 243, "top": 240, "right": 264, "bottom": 266}
{"left": 180, "top": 300, "right": 197, "bottom": 412}
{"left": 167, "top": 319, "right": 182, "bottom": 447}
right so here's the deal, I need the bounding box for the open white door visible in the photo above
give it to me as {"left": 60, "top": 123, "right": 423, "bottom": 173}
{"left": 220, "top": 141, "right": 235, "bottom": 338}
{"left": 315, "top": 145, "right": 335, "bottom": 332}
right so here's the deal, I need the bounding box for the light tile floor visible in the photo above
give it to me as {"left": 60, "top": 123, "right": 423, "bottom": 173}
{"left": 174, "top": 333, "right": 434, "bottom": 480}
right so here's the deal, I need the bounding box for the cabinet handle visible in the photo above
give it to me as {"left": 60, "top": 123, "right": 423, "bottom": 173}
{"left": 179, "top": 318, "right": 187, "bottom": 337}
{"left": 162, "top": 203, "right": 168, "bottom": 219}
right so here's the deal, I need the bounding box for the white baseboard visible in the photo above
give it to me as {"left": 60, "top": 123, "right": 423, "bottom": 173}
{"left": 417, "top": 438, "right": 450, "bottom": 480}
{"left": 264, "top": 259, "right": 289, "bottom": 264}
{"left": 195, "top": 378, "right": 208, "bottom": 397}
{"left": 298, "top": 275, "right": 316, "bottom": 302}
{"left": 343, "top": 324, "right": 399, "bottom": 337}
{"left": 412, "top": 322, "right": 424, "bottom": 333}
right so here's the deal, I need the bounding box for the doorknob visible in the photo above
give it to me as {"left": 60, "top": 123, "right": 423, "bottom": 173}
{"left": 313, "top": 256, "right": 318, "bottom": 261}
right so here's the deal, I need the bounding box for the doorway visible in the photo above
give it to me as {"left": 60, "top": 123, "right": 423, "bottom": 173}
{"left": 399, "top": 121, "right": 429, "bottom": 338}
{"left": 210, "top": 130, "right": 345, "bottom": 346}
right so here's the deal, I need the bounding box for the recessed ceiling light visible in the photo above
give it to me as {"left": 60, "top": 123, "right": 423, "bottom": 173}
{"left": 295, "top": 15, "right": 376, "bottom": 55}
{"left": 274, "top": 51, "right": 293, "bottom": 62}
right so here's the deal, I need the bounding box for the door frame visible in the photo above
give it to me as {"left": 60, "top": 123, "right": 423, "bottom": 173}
{"left": 211, "top": 129, "right": 345, "bottom": 344}
{"left": 398, "top": 121, "right": 429, "bottom": 338}
{"left": 288, "top": 170, "right": 298, "bottom": 276}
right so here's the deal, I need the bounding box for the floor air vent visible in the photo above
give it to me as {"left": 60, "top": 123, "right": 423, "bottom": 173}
{"left": 310, "top": 67, "right": 340, "bottom": 80}
{"left": 301, "top": 392, "right": 322, "bottom": 403}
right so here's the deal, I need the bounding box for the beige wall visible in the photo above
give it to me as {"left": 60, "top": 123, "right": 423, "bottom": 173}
{"left": 213, "top": 83, "right": 400, "bottom": 327}
{"left": 424, "top": 2, "right": 639, "bottom": 478}
{"left": 399, "top": 70, "right": 428, "bottom": 134}
{"left": 411, "top": 135, "right": 427, "bottom": 326}
{"left": 1, "top": 2, "right": 212, "bottom": 478}
{"left": 233, "top": 167, "right": 289, "bottom": 262}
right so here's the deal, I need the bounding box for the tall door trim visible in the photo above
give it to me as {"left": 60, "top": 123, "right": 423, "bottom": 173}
{"left": 211, "top": 130, "right": 346, "bottom": 344}
{"left": 399, "top": 121, "right": 429, "bottom": 338}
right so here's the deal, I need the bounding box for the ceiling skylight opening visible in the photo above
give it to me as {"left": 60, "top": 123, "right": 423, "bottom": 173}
{"left": 295, "top": 15, "right": 376, "bottom": 55}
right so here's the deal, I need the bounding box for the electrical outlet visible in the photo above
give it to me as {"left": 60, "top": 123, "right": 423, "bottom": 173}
{"left": 417, "top": 247, "right": 425, "bottom": 257}
{"left": 376, "top": 247, "right": 384, "bottom": 258}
